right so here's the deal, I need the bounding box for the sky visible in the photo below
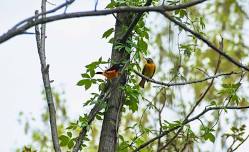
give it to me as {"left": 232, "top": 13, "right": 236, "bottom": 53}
{"left": 0, "top": 0, "right": 249, "bottom": 151}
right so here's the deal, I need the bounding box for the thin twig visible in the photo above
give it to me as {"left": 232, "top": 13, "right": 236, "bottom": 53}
{"left": 232, "top": 133, "right": 249, "bottom": 151}
{"left": 94, "top": 0, "right": 99, "bottom": 11}
{"left": 46, "top": 0, "right": 56, "bottom": 6}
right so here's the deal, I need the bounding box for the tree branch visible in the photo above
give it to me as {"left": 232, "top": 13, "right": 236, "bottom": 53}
{"left": 134, "top": 70, "right": 239, "bottom": 87}
{"left": 2, "top": 1, "right": 247, "bottom": 72}
{"left": 34, "top": 1, "right": 61, "bottom": 151}
{"left": 0, "top": 0, "right": 207, "bottom": 44}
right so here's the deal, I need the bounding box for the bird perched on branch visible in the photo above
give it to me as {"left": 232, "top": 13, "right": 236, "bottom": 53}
{"left": 139, "top": 58, "right": 156, "bottom": 88}
{"left": 96, "top": 63, "right": 124, "bottom": 79}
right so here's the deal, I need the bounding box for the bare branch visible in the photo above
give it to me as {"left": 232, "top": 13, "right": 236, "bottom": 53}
{"left": 34, "top": 1, "right": 61, "bottom": 151}
{"left": 134, "top": 70, "right": 239, "bottom": 87}
{"left": 0, "top": 0, "right": 207, "bottom": 44}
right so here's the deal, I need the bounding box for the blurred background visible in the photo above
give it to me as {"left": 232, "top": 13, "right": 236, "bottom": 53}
{"left": 0, "top": 0, "right": 249, "bottom": 151}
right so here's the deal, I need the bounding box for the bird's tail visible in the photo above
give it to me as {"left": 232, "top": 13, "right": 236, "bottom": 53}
{"left": 96, "top": 72, "right": 103, "bottom": 74}
{"left": 139, "top": 78, "right": 146, "bottom": 88}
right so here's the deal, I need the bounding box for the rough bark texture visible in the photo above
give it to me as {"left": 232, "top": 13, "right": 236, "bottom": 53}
{"left": 98, "top": 12, "right": 133, "bottom": 152}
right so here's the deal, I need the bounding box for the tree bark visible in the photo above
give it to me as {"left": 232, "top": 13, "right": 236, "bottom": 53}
{"left": 98, "top": 12, "right": 133, "bottom": 152}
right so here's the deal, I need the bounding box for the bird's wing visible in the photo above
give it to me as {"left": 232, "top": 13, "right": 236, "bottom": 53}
{"left": 142, "top": 65, "right": 146, "bottom": 75}
{"left": 106, "top": 64, "right": 119, "bottom": 72}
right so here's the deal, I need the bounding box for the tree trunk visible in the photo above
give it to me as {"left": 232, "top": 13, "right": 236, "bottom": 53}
{"left": 98, "top": 12, "right": 133, "bottom": 152}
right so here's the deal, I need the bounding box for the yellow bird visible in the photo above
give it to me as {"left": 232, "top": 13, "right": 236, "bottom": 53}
{"left": 139, "top": 58, "right": 156, "bottom": 88}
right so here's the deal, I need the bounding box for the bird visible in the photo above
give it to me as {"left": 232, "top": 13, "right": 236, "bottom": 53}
{"left": 96, "top": 63, "right": 124, "bottom": 79}
{"left": 139, "top": 58, "right": 156, "bottom": 88}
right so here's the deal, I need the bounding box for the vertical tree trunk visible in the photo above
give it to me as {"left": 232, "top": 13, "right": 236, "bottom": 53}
{"left": 98, "top": 12, "right": 133, "bottom": 152}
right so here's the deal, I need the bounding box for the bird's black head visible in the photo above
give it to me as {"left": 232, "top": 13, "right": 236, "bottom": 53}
{"left": 145, "top": 58, "right": 154, "bottom": 64}
{"left": 112, "top": 63, "right": 124, "bottom": 71}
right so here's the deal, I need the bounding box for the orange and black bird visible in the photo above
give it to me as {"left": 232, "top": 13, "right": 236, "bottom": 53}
{"left": 96, "top": 63, "right": 124, "bottom": 79}
{"left": 139, "top": 58, "right": 156, "bottom": 88}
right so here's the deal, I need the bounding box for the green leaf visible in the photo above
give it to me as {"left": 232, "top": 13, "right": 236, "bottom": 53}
{"left": 108, "top": 37, "right": 114, "bottom": 43}
{"left": 137, "top": 38, "right": 148, "bottom": 52}
{"left": 106, "top": 0, "right": 117, "bottom": 8}
{"left": 85, "top": 80, "right": 92, "bottom": 90}
{"left": 118, "top": 141, "right": 129, "bottom": 152}
{"left": 84, "top": 99, "right": 93, "bottom": 106}
{"left": 128, "top": 100, "right": 138, "bottom": 112}
{"left": 179, "top": 10, "right": 187, "bottom": 18}
{"left": 203, "top": 132, "right": 215, "bottom": 143}
{"left": 81, "top": 73, "right": 90, "bottom": 78}
{"left": 67, "top": 132, "right": 72, "bottom": 138}
{"left": 84, "top": 136, "right": 90, "bottom": 141}
{"left": 96, "top": 114, "right": 102, "bottom": 120}
{"left": 77, "top": 79, "right": 86, "bottom": 86}
{"left": 66, "top": 122, "right": 78, "bottom": 130}
{"left": 79, "top": 116, "right": 88, "bottom": 123}
{"left": 77, "top": 79, "right": 92, "bottom": 90}
{"left": 200, "top": 16, "right": 206, "bottom": 29}
{"left": 102, "top": 28, "right": 114, "bottom": 38}
{"left": 210, "top": 100, "right": 217, "bottom": 106}
{"left": 59, "top": 135, "right": 70, "bottom": 146}
{"left": 68, "top": 139, "right": 74, "bottom": 149}
{"left": 89, "top": 70, "right": 95, "bottom": 77}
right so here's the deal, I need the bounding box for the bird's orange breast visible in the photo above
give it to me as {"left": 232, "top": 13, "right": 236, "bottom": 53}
{"left": 143, "top": 63, "right": 156, "bottom": 78}
{"left": 103, "top": 70, "right": 120, "bottom": 79}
